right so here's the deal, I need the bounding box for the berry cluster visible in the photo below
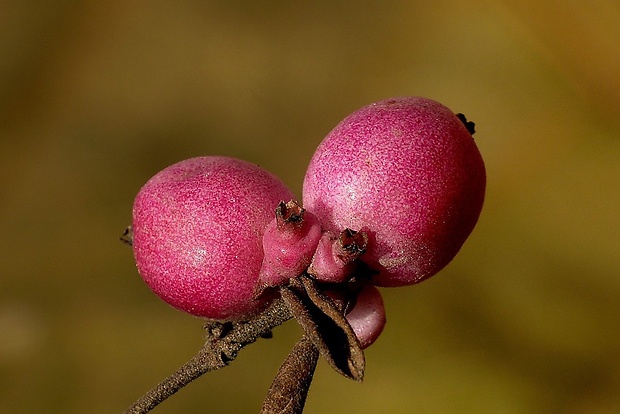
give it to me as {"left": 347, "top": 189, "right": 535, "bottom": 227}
{"left": 126, "top": 97, "right": 485, "bottom": 413}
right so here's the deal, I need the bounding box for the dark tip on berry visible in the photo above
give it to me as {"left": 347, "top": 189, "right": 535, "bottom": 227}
{"left": 120, "top": 225, "right": 133, "bottom": 246}
{"left": 339, "top": 228, "right": 368, "bottom": 256}
{"left": 275, "top": 200, "right": 305, "bottom": 228}
{"left": 456, "top": 113, "right": 476, "bottom": 135}
{"left": 259, "top": 330, "right": 273, "bottom": 339}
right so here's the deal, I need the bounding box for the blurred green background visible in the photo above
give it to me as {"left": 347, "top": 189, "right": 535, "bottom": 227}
{"left": 1, "top": 1, "right": 619, "bottom": 413}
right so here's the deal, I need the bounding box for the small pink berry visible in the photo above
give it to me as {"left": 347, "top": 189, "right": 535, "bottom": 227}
{"left": 345, "top": 285, "right": 386, "bottom": 349}
{"left": 303, "top": 97, "right": 486, "bottom": 287}
{"left": 132, "top": 156, "right": 295, "bottom": 320}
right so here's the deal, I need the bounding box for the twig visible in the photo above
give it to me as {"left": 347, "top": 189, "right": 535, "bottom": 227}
{"left": 123, "top": 299, "right": 293, "bottom": 414}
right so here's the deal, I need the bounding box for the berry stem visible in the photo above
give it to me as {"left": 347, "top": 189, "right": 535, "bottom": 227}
{"left": 122, "top": 299, "right": 293, "bottom": 414}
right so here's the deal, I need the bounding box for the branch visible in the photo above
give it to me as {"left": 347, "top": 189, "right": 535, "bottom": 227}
{"left": 123, "top": 299, "right": 293, "bottom": 414}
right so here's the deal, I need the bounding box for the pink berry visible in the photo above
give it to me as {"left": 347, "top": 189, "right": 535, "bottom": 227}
{"left": 345, "top": 285, "right": 386, "bottom": 349}
{"left": 132, "top": 156, "right": 295, "bottom": 320}
{"left": 303, "top": 97, "right": 486, "bottom": 287}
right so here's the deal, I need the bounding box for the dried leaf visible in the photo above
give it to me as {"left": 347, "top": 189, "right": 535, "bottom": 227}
{"left": 281, "top": 276, "right": 365, "bottom": 381}
{"left": 260, "top": 335, "right": 319, "bottom": 414}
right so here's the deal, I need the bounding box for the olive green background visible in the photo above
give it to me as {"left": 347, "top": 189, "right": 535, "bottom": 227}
{"left": 1, "top": 1, "right": 619, "bottom": 413}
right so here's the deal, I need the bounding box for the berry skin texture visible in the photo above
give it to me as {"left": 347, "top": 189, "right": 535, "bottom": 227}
{"left": 132, "top": 156, "right": 295, "bottom": 320}
{"left": 302, "top": 97, "right": 486, "bottom": 287}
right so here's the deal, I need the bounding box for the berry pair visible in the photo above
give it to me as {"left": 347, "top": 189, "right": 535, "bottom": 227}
{"left": 131, "top": 96, "right": 485, "bottom": 350}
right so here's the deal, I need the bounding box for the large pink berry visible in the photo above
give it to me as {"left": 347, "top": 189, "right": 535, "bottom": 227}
{"left": 303, "top": 97, "right": 486, "bottom": 287}
{"left": 132, "top": 156, "right": 295, "bottom": 320}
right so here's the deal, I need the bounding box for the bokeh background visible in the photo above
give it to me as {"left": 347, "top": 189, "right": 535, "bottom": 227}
{"left": 1, "top": 1, "right": 619, "bottom": 413}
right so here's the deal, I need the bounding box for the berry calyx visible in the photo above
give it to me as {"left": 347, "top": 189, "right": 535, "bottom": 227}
{"left": 257, "top": 200, "right": 322, "bottom": 290}
{"left": 307, "top": 229, "right": 368, "bottom": 283}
